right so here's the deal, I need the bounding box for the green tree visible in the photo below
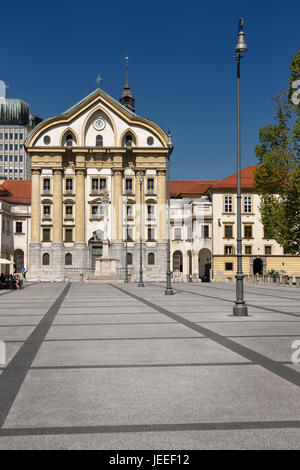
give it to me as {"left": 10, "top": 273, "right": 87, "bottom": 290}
{"left": 254, "top": 50, "right": 300, "bottom": 255}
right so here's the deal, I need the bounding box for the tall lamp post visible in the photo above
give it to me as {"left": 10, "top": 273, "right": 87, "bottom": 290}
{"left": 124, "top": 196, "right": 129, "bottom": 283}
{"left": 165, "top": 129, "right": 174, "bottom": 295}
{"left": 233, "top": 18, "right": 248, "bottom": 317}
{"left": 138, "top": 171, "right": 144, "bottom": 287}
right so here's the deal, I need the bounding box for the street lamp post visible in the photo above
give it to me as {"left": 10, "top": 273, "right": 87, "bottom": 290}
{"left": 124, "top": 196, "right": 129, "bottom": 283}
{"left": 165, "top": 129, "right": 174, "bottom": 295}
{"left": 233, "top": 18, "right": 248, "bottom": 317}
{"left": 138, "top": 171, "right": 144, "bottom": 287}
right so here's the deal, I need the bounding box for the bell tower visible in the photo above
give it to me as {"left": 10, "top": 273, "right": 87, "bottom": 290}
{"left": 120, "top": 56, "right": 135, "bottom": 113}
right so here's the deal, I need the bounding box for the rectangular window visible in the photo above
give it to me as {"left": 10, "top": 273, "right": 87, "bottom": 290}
{"left": 225, "top": 262, "right": 234, "bottom": 271}
{"left": 14, "top": 156, "right": 18, "bottom": 162}
{"left": 5, "top": 133, "right": 8, "bottom": 139}
{"left": 147, "top": 178, "right": 154, "bottom": 193}
{"left": 65, "top": 229, "right": 73, "bottom": 242}
{"left": 15, "top": 144, "right": 18, "bottom": 151}
{"left": 92, "top": 206, "right": 98, "bottom": 218}
{"left": 20, "top": 156, "right": 23, "bottom": 162}
{"left": 0, "top": 144, "right": 2, "bottom": 150}
{"left": 148, "top": 227, "right": 155, "bottom": 241}
{"left": 4, "top": 155, "right": 8, "bottom": 161}
{"left": 0, "top": 133, "right": 2, "bottom": 139}
{"left": 43, "top": 228, "right": 50, "bottom": 242}
{"left": 43, "top": 206, "right": 51, "bottom": 218}
{"left": 224, "top": 245, "right": 233, "bottom": 255}
{"left": 147, "top": 205, "right": 154, "bottom": 219}
{"left": 224, "top": 225, "right": 233, "bottom": 238}
{"left": 174, "top": 227, "right": 181, "bottom": 240}
{"left": 66, "top": 206, "right": 72, "bottom": 218}
{"left": 126, "top": 205, "right": 133, "bottom": 218}
{"left": 9, "top": 144, "right": 13, "bottom": 151}
{"left": 43, "top": 178, "right": 50, "bottom": 193}
{"left": 264, "top": 245, "right": 272, "bottom": 255}
{"left": 15, "top": 133, "right": 18, "bottom": 139}
{"left": 245, "top": 245, "right": 252, "bottom": 255}
{"left": 66, "top": 178, "right": 73, "bottom": 192}
{"left": 187, "top": 225, "right": 192, "bottom": 240}
{"left": 4, "top": 144, "right": 8, "bottom": 151}
{"left": 127, "top": 228, "right": 133, "bottom": 242}
{"left": 9, "top": 133, "right": 13, "bottom": 139}
{"left": 0, "top": 156, "right": 2, "bottom": 161}
{"left": 243, "top": 196, "right": 252, "bottom": 213}
{"left": 100, "top": 178, "right": 106, "bottom": 191}
{"left": 224, "top": 196, "right": 233, "bottom": 213}
{"left": 92, "top": 178, "right": 98, "bottom": 193}
{"left": 16, "top": 222, "right": 22, "bottom": 233}
{"left": 20, "top": 133, "right": 23, "bottom": 140}
{"left": 244, "top": 225, "right": 252, "bottom": 238}
{"left": 202, "top": 225, "right": 209, "bottom": 238}
{"left": 9, "top": 155, "right": 13, "bottom": 161}
{"left": 19, "top": 169, "right": 23, "bottom": 173}
{"left": 125, "top": 178, "right": 132, "bottom": 192}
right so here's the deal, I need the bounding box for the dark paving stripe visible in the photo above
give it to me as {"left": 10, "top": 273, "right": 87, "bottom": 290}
{"left": 1, "top": 420, "right": 300, "bottom": 437}
{"left": 163, "top": 285, "right": 300, "bottom": 319}
{"left": 110, "top": 285, "right": 300, "bottom": 388}
{"left": 0, "top": 283, "right": 71, "bottom": 428}
{"left": 26, "top": 361, "right": 252, "bottom": 370}
{"left": 201, "top": 283, "right": 300, "bottom": 302}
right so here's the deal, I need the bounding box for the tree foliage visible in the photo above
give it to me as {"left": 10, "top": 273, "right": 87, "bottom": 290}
{"left": 254, "top": 50, "right": 300, "bottom": 255}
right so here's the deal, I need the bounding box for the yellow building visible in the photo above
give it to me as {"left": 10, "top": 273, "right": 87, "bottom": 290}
{"left": 209, "top": 166, "right": 300, "bottom": 280}
{"left": 24, "top": 71, "right": 169, "bottom": 282}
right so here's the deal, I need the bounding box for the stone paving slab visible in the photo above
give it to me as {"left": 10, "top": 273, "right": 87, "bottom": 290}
{"left": 0, "top": 281, "right": 299, "bottom": 449}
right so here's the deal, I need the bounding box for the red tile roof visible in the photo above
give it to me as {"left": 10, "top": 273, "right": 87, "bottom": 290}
{"left": 0, "top": 180, "right": 31, "bottom": 204}
{"left": 210, "top": 165, "right": 256, "bottom": 190}
{"left": 168, "top": 180, "right": 217, "bottom": 197}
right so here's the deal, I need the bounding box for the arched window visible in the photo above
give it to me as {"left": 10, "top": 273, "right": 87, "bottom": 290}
{"left": 125, "top": 134, "right": 133, "bottom": 147}
{"left": 42, "top": 253, "right": 50, "bottom": 265}
{"left": 148, "top": 253, "right": 155, "bottom": 265}
{"left": 65, "top": 253, "right": 72, "bottom": 265}
{"left": 66, "top": 134, "right": 73, "bottom": 147}
{"left": 127, "top": 253, "right": 133, "bottom": 265}
{"left": 96, "top": 135, "right": 103, "bottom": 147}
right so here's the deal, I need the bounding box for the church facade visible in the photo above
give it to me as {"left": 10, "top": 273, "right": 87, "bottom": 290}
{"left": 24, "top": 75, "right": 169, "bottom": 282}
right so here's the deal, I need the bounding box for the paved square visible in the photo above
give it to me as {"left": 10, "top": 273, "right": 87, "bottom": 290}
{"left": 0, "top": 281, "right": 299, "bottom": 449}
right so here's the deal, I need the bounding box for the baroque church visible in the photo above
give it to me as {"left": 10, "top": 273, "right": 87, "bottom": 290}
{"left": 25, "top": 65, "right": 169, "bottom": 282}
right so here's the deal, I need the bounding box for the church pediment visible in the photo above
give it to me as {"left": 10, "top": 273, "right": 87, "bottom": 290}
{"left": 26, "top": 89, "right": 167, "bottom": 149}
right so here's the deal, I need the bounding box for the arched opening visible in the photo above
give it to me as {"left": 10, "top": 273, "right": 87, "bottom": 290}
{"left": 62, "top": 131, "right": 77, "bottom": 147}
{"left": 148, "top": 253, "right": 155, "bottom": 265}
{"left": 95, "top": 134, "right": 103, "bottom": 147}
{"left": 198, "top": 248, "right": 211, "bottom": 282}
{"left": 173, "top": 251, "right": 183, "bottom": 272}
{"left": 65, "top": 253, "right": 72, "bottom": 265}
{"left": 127, "top": 253, "right": 133, "bottom": 265}
{"left": 14, "top": 249, "right": 24, "bottom": 272}
{"left": 253, "top": 258, "right": 263, "bottom": 275}
{"left": 42, "top": 253, "right": 50, "bottom": 266}
{"left": 122, "top": 132, "right": 137, "bottom": 148}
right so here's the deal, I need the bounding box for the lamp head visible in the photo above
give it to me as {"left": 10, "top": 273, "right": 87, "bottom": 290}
{"left": 167, "top": 129, "right": 174, "bottom": 153}
{"left": 235, "top": 18, "right": 248, "bottom": 53}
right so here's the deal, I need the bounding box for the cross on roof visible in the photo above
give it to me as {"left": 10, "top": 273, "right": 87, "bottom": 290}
{"left": 96, "top": 74, "right": 102, "bottom": 89}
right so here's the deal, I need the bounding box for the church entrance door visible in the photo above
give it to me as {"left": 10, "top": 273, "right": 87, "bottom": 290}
{"left": 91, "top": 246, "right": 102, "bottom": 269}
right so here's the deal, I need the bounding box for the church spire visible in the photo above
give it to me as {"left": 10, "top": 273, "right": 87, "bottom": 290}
{"left": 120, "top": 56, "right": 135, "bottom": 113}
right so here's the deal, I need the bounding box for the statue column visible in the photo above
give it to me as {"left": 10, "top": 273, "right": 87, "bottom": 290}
{"left": 157, "top": 170, "right": 166, "bottom": 241}
{"left": 112, "top": 170, "right": 123, "bottom": 242}
{"left": 75, "top": 169, "right": 86, "bottom": 242}
{"left": 53, "top": 169, "right": 63, "bottom": 242}
{"left": 31, "top": 169, "right": 41, "bottom": 242}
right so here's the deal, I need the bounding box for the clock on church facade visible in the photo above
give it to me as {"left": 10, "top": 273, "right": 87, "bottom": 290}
{"left": 25, "top": 80, "right": 169, "bottom": 282}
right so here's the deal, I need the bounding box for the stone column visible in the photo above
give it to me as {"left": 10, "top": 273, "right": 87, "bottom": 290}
{"left": 75, "top": 169, "right": 86, "bottom": 242}
{"left": 52, "top": 169, "right": 64, "bottom": 281}
{"left": 31, "top": 169, "right": 41, "bottom": 242}
{"left": 157, "top": 170, "right": 166, "bottom": 242}
{"left": 112, "top": 170, "right": 123, "bottom": 242}
{"left": 135, "top": 170, "right": 141, "bottom": 241}
{"left": 28, "top": 168, "right": 41, "bottom": 281}
{"left": 53, "top": 169, "right": 63, "bottom": 242}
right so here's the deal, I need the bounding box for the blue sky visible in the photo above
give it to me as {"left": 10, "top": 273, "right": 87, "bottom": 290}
{"left": 2, "top": 0, "right": 299, "bottom": 180}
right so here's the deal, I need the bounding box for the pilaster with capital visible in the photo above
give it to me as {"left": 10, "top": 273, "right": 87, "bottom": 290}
{"left": 53, "top": 169, "right": 63, "bottom": 243}
{"left": 31, "top": 169, "right": 41, "bottom": 243}
{"left": 157, "top": 170, "right": 166, "bottom": 242}
{"left": 75, "top": 169, "right": 86, "bottom": 243}
{"left": 112, "top": 169, "right": 123, "bottom": 242}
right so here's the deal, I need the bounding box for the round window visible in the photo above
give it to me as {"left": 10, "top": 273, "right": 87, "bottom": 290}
{"left": 44, "top": 135, "right": 51, "bottom": 145}
{"left": 147, "top": 136, "right": 154, "bottom": 146}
